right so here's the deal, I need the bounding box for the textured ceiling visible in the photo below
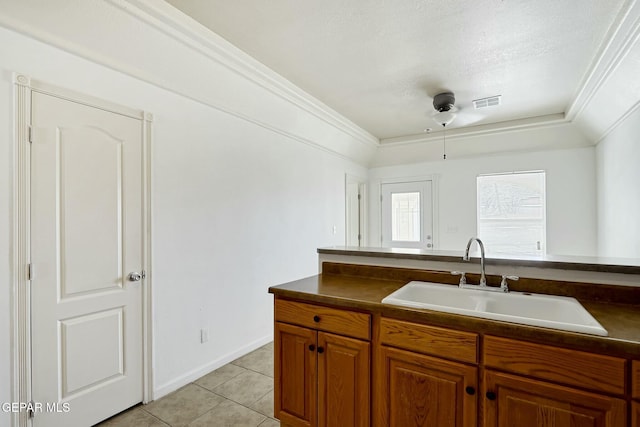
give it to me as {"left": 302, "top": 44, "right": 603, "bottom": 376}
{"left": 166, "top": 0, "right": 624, "bottom": 140}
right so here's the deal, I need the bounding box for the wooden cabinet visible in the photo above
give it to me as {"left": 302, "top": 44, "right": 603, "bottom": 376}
{"left": 274, "top": 299, "right": 370, "bottom": 427}
{"left": 483, "top": 336, "right": 627, "bottom": 427}
{"left": 483, "top": 370, "right": 626, "bottom": 427}
{"left": 273, "top": 298, "right": 635, "bottom": 427}
{"left": 377, "top": 318, "right": 478, "bottom": 427}
{"left": 378, "top": 345, "right": 477, "bottom": 427}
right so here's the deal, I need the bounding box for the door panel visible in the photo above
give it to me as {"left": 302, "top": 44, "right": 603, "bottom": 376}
{"left": 59, "top": 128, "right": 123, "bottom": 296}
{"left": 31, "top": 92, "right": 144, "bottom": 427}
{"left": 275, "top": 322, "right": 317, "bottom": 427}
{"left": 317, "top": 332, "right": 370, "bottom": 427}
{"left": 60, "top": 308, "right": 124, "bottom": 397}
{"left": 483, "top": 370, "right": 626, "bottom": 427}
{"left": 380, "top": 346, "right": 477, "bottom": 427}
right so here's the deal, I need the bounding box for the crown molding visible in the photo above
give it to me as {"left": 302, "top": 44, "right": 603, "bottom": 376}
{"left": 566, "top": 0, "right": 640, "bottom": 122}
{"left": 109, "top": 0, "right": 379, "bottom": 148}
{"left": 380, "top": 114, "right": 566, "bottom": 147}
{"left": 595, "top": 97, "right": 640, "bottom": 143}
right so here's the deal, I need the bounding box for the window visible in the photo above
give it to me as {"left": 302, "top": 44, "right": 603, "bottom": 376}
{"left": 477, "top": 171, "right": 545, "bottom": 256}
{"left": 391, "top": 192, "right": 421, "bottom": 242}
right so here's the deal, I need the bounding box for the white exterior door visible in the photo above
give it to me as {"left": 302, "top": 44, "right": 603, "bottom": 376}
{"left": 381, "top": 181, "right": 433, "bottom": 248}
{"left": 30, "top": 92, "right": 144, "bottom": 426}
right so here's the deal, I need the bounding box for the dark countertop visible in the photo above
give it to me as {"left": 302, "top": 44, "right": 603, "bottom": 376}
{"left": 318, "top": 246, "right": 640, "bottom": 275}
{"left": 269, "top": 272, "right": 640, "bottom": 359}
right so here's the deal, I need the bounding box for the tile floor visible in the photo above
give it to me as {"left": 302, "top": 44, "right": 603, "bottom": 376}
{"left": 97, "top": 342, "right": 279, "bottom": 427}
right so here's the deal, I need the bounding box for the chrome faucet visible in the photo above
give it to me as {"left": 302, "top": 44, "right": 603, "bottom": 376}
{"left": 463, "top": 237, "right": 487, "bottom": 287}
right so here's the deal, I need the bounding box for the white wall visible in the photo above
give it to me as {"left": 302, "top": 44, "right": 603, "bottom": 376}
{"left": 0, "top": 34, "right": 12, "bottom": 425}
{"left": 368, "top": 147, "right": 597, "bottom": 256}
{"left": 0, "top": 22, "right": 367, "bottom": 416}
{"left": 596, "top": 106, "right": 640, "bottom": 258}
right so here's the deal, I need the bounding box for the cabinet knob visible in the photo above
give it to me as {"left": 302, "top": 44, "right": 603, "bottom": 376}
{"left": 308, "top": 344, "right": 315, "bottom": 352}
{"left": 486, "top": 391, "right": 496, "bottom": 401}
{"left": 465, "top": 386, "right": 476, "bottom": 395}
{"left": 317, "top": 346, "right": 324, "bottom": 354}
{"left": 313, "top": 315, "right": 320, "bottom": 323}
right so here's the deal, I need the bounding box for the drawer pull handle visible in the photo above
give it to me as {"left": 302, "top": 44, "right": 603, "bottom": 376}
{"left": 313, "top": 315, "right": 321, "bottom": 323}
{"left": 486, "top": 391, "right": 496, "bottom": 401}
{"left": 317, "top": 346, "right": 325, "bottom": 354}
{"left": 465, "top": 386, "right": 476, "bottom": 395}
{"left": 308, "top": 344, "right": 315, "bottom": 352}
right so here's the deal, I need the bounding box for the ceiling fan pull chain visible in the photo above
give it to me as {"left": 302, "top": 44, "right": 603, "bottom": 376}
{"left": 443, "top": 124, "right": 447, "bottom": 160}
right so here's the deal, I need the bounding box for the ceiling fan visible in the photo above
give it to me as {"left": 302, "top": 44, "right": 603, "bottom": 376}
{"left": 428, "top": 91, "right": 486, "bottom": 160}
{"left": 429, "top": 91, "right": 486, "bottom": 129}
{"left": 431, "top": 92, "right": 458, "bottom": 127}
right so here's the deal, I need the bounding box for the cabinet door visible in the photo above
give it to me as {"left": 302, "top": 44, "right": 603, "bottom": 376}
{"left": 379, "top": 346, "right": 477, "bottom": 427}
{"left": 633, "top": 402, "right": 639, "bottom": 427}
{"left": 483, "top": 370, "right": 626, "bottom": 427}
{"left": 317, "top": 332, "right": 370, "bottom": 427}
{"left": 275, "top": 322, "right": 317, "bottom": 427}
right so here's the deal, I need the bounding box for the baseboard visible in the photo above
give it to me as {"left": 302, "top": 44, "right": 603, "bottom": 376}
{"left": 151, "top": 334, "right": 273, "bottom": 400}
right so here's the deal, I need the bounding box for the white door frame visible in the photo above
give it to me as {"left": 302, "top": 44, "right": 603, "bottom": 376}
{"left": 11, "top": 74, "right": 154, "bottom": 427}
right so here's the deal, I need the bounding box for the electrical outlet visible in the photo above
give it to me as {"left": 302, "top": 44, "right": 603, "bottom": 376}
{"left": 200, "top": 328, "right": 209, "bottom": 343}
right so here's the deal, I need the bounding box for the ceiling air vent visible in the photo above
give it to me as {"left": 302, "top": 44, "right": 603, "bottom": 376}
{"left": 473, "top": 95, "right": 501, "bottom": 109}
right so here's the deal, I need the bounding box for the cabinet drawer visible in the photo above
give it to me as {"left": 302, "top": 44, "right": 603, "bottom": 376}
{"left": 275, "top": 299, "right": 370, "bottom": 340}
{"left": 380, "top": 317, "right": 478, "bottom": 364}
{"left": 633, "top": 360, "right": 640, "bottom": 399}
{"left": 483, "top": 335, "right": 626, "bottom": 395}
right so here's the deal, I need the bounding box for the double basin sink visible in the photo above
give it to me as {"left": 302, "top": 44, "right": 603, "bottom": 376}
{"left": 381, "top": 281, "right": 608, "bottom": 336}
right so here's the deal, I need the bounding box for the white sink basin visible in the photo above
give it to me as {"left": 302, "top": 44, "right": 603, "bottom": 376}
{"left": 381, "top": 281, "right": 608, "bottom": 336}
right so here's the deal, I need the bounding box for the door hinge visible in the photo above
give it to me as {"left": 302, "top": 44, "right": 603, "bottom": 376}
{"left": 357, "top": 234, "right": 361, "bottom": 241}
{"left": 27, "top": 263, "right": 32, "bottom": 281}
{"left": 27, "top": 400, "right": 35, "bottom": 419}
{"left": 380, "top": 195, "right": 383, "bottom": 202}
{"left": 28, "top": 126, "right": 32, "bottom": 143}
{"left": 357, "top": 194, "right": 361, "bottom": 200}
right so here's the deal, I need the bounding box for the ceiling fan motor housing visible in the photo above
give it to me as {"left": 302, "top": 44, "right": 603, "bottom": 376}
{"left": 433, "top": 92, "right": 456, "bottom": 112}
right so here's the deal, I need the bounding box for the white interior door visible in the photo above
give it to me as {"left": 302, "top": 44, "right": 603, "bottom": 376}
{"left": 30, "top": 92, "right": 144, "bottom": 426}
{"left": 381, "top": 181, "right": 433, "bottom": 248}
{"left": 345, "top": 180, "right": 362, "bottom": 247}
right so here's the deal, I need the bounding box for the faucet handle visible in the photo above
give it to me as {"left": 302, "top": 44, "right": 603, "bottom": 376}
{"left": 500, "top": 275, "right": 519, "bottom": 291}
{"left": 451, "top": 271, "right": 467, "bottom": 286}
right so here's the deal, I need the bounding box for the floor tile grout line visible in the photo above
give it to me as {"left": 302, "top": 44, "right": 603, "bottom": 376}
{"left": 135, "top": 405, "right": 172, "bottom": 426}
{"left": 228, "top": 362, "right": 274, "bottom": 379}
{"left": 194, "top": 365, "right": 250, "bottom": 392}
{"left": 208, "top": 389, "right": 275, "bottom": 419}
{"left": 184, "top": 392, "right": 269, "bottom": 427}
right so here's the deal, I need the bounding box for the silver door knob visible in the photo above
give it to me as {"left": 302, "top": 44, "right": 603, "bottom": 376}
{"left": 128, "top": 272, "right": 142, "bottom": 282}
